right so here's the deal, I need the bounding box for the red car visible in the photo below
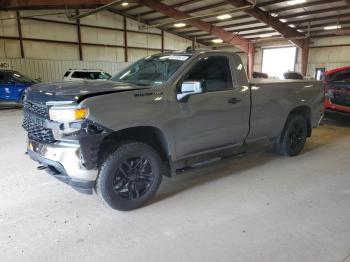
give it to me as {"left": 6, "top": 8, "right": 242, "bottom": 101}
{"left": 324, "top": 66, "right": 350, "bottom": 114}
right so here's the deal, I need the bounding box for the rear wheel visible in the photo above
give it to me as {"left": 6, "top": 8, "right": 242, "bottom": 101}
{"left": 96, "top": 141, "right": 162, "bottom": 211}
{"left": 275, "top": 114, "right": 308, "bottom": 156}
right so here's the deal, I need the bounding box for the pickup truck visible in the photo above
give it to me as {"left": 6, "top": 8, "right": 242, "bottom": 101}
{"left": 324, "top": 66, "right": 350, "bottom": 115}
{"left": 23, "top": 50, "right": 324, "bottom": 211}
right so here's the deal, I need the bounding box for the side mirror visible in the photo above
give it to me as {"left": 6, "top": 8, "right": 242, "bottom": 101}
{"left": 177, "top": 81, "right": 203, "bottom": 100}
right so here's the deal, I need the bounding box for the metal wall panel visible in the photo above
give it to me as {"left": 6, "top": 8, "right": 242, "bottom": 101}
{"left": 23, "top": 41, "right": 80, "bottom": 60}
{"left": 127, "top": 32, "right": 161, "bottom": 49}
{"left": 20, "top": 10, "right": 73, "bottom": 23}
{"left": 164, "top": 32, "right": 192, "bottom": 51}
{"left": 21, "top": 19, "right": 77, "bottom": 42}
{"left": 81, "top": 27, "right": 124, "bottom": 46}
{"left": 0, "top": 39, "right": 21, "bottom": 58}
{"left": 82, "top": 46, "right": 125, "bottom": 62}
{"left": 126, "top": 18, "right": 161, "bottom": 34}
{"left": 0, "top": 58, "right": 131, "bottom": 82}
{"left": 0, "top": 11, "right": 18, "bottom": 37}
{"left": 80, "top": 11, "right": 124, "bottom": 29}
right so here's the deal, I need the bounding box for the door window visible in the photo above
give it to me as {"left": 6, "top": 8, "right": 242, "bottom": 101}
{"left": 184, "top": 56, "right": 233, "bottom": 92}
{"left": 71, "top": 71, "right": 91, "bottom": 79}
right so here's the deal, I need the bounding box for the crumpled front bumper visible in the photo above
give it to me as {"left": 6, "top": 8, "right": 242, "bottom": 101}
{"left": 27, "top": 139, "right": 98, "bottom": 194}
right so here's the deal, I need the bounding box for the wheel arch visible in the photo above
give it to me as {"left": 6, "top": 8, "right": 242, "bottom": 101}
{"left": 279, "top": 105, "right": 312, "bottom": 143}
{"left": 97, "top": 125, "right": 172, "bottom": 173}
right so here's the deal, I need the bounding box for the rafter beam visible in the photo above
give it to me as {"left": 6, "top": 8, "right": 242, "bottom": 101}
{"left": 196, "top": 18, "right": 350, "bottom": 40}
{"left": 145, "top": 1, "right": 229, "bottom": 23}
{"left": 345, "top": 0, "right": 350, "bottom": 7}
{"left": 143, "top": 0, "right": 293, "bottom": 24}
{"left": 0, "top": 0, "right": 112, "bottom": 9}
{"left": 224, "top": 0, "right": 305, "bottom": 48}
{"left": 170, "top": 1, "right": 345, "bottom": 35}
{"left": 135, "top": 0, "right": 251, "bottom": 52}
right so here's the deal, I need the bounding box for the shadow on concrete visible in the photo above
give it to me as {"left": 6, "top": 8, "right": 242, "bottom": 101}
{"left": 323, "top": 113, "right": 350, "bottom": 128}
{"left": 152, "top": 114, "right": 350, "bottom": 205}
{"left": 151, "top": 146, "right": 277, "bottom": 205}
{"left": 303, "top": 113, "right": 350, "bottom": 153}
{"left": 0, "top": 104, "right": 22, "bottom": 111}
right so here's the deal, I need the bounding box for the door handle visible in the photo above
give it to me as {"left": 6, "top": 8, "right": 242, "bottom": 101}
{"left": 228, "top": 97, "right": 241, "bottom": 104}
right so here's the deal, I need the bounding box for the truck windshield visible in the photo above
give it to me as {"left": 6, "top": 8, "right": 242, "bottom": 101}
{"left": 111, "top": 55, "right": 191, "bottom": 86}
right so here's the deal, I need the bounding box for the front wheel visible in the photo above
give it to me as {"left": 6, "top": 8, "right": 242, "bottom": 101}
{"left": 275, "top": 114, "right": 308, "bottom": 156}
{"left": 96, "top": 142, "right": 162, "bottom": 211}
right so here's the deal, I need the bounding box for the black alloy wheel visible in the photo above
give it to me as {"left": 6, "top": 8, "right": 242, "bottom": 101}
{"left": 276, "top": 114, "right": 308, "bottom": 156}
{"left": 96, "top": 142, "right": 162, "bottom": 211}
{"left": 112, "top": 156, "right": 155, "bottom": 200}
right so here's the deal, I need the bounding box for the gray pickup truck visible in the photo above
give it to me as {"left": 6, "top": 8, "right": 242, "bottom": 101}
{"left": 23, "top": 50, "right": 324, "bottom": 210}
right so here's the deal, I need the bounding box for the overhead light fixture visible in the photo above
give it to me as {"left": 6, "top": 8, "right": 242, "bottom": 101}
{"left": 259, "top": 34, "right": 273, "bottom": 38}
{"left": 121, "top": 2, "right": 129, "bottom": 6}
{"left": 217, "top": 14, "right": 232, "bottom": 20}
{"left": 289, "top": 24, "right": 296, "bottom": 28}
{"left": 271, "top": 13, "right": 278, "bottom": 17}
{"left": 287, "top": 0, "right": 306, "bottom": 5}
{"left": 279, "top": 18, "right": 287, "bottom": 23}
{"left": 174, "top": 23, "right": 186, "bottom": 28}
{"left": 212, "top": 39, "right": 223, "bottom": 43}
{"left": 297, "top": 29, "right": 303, "bottom": 32}
{"left": 324, "top": 25, "right": 342, "bottom": 30}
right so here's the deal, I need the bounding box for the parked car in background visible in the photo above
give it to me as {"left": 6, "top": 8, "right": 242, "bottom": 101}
{"left": 324, "top": 66, "right": 350, "bottom": 115}
{"left": 0, "top": 70, "right": 38, "bottom": 104}
{"left": 63, "top": 69, "right": 111, "bottom": 81}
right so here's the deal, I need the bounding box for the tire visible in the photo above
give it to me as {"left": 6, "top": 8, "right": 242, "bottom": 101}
{"left": 96, "top": 141, "right": 163, "bottom": 211}
{"left": 275, "top": 114, "right": 308, "bottom": 156}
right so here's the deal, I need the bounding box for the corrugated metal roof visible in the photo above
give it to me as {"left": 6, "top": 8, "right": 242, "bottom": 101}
{"left": 111, "top": 0, "right": 350, "bottom": 46}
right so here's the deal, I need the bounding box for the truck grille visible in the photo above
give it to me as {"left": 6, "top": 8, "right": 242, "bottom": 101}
{"left": 23, "top": 101, "right": 49, "bottom": 118}
{"left": 22, "top": 101, "right": 56, "bottom": 144}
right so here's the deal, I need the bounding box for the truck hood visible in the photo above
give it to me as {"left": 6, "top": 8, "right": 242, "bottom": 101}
{"left": 26, "top": 80, "right": 149, "bottom": 104}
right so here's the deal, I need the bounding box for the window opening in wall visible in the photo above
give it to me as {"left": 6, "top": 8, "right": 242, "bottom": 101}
{"left": 262, "top": 46, "right": 297, "bottom": 79}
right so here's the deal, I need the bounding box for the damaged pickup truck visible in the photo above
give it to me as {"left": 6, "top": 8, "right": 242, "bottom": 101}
{"left": 23, "top": 50, "right": 324, "bottom": 210}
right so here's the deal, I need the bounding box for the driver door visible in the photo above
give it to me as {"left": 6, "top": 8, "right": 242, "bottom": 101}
{"left": 174, "top": 55, "right": 249, "bottom": 158}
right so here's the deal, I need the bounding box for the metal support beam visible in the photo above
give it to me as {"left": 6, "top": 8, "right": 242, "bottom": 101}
{"left": 247, "top": 43, "right": 255, "bottom": 79}
{"left": 161, "top": 30, "right": 164, "bottom": 52}
{"left": 224, "top": 0, "right": 306, "bottom": 48}
{"left": 16, "top": 11, "right": 24, "bottom": 58}
{"left": 123, "top": 15, "right": 128, "bottom": 62}
{"left": 75, "top": 10, "right": 83, "bottom": 61}
{"left": 301, "top": 39, "right": 310, "bottom": 76}
{"left": 135, "top": 0, "right": 251, "bottom": 53}
{"left": 0, "top": 0, "right": 111, "bottom": 9}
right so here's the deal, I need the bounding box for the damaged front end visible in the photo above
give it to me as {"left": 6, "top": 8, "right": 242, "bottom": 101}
{"left": 23, "top": 98, "right": 110, "bottom": 194}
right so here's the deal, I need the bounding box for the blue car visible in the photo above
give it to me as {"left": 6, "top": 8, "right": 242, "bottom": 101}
{"left": 0, "top": 70, "right": 38, "bottom": 104}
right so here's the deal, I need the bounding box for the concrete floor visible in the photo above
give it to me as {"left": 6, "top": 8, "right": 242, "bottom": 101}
{"left": 1, "top": 109, "right": 350, "bottom": 262}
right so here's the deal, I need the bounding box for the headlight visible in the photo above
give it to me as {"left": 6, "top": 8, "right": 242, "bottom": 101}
{"left": 49, "top": 106, "right": 89, "bottom": 122}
